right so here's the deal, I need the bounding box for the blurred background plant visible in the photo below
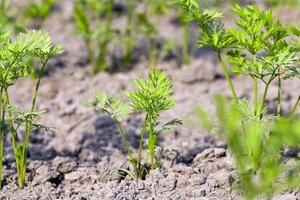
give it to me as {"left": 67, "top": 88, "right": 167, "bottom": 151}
{"left": 196, "top": 96, "right": 300, "bottom": 200}
{"left": 5, "top": 0, "right": 300, "bottom": 75}
{"left": 0, "top": 0, "right": 24, "bottom": 34}
{"left": 73, "top": 0, "right": 114, "bottom": 74}
{"left": 22, "top": 0, "right": 58, "bottom": 28}
{"left": 264, "top": 0, "right": 300, "bottom": 7}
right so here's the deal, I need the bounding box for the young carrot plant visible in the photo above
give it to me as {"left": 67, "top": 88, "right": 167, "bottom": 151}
{"left": 175, "top": 6, "right": 192, "bottom": 65}
{"left": 74, "top": 0, "right": 114, "bottom": 74}
{"left": 177, "top": 0, "right": 300, "bottom": 198}
{"left": 83, "top": 69, "right": 181, "bottom": 181}
{"left": 122, "top": 0, "right": 139, "bottom": 67}
{"left": 264, "top": 0, "right": 300, "bottom": 7}
{"left": 0, "top": 0, "right": 24, "bottom": 34}
{"left": 141, "top": 0, "right": 170, "bottom": 67}
{"left": 197, "top": 96, "right": 300, "bottom": 199}
{"left": 23, "top": 0, "right": 57, "bottom": 28}
{"left": 0, "top": 30, "right": 63, "bottom": 187}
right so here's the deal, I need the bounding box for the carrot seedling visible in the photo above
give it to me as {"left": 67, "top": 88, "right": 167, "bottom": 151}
{"left": 23, "top": 0, "right": 57, "bottom": 28}
{"left": 74, "top": 0, "right": 114, "bottom": 74}
{"left": 177, "top": 0, "right": 300, "bottom": 198}
{"left": 0, "top": 0, "right": 24, "bottom": 34}
{"left": 197, "top": 96, "right": 300, "bottom": 199}
{"left": 83, "top": 69, "right": 181, "bottom": 181}
{"left": 0, "top": 30, "right": 63, "bottom": 187}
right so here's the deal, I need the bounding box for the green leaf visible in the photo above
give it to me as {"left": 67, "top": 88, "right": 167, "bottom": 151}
{"left": 126, "top": 69, "right": 175, "bottom": 119}
{"left": 74, "top": 2, "right": 91, "bottom": 36}
{"left": 83, "top": 92, "right": 131, "bottom": 122}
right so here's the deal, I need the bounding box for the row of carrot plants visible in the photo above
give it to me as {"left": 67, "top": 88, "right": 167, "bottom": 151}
{"left": 1, "top": 1, "right": 300, "bottom": 200}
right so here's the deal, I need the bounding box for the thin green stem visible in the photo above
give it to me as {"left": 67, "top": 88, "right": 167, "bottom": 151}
{"left": 95, "top": 0, "right": 114, "bottom": 73}
{"left": 19, "top": 59, "right": 49, "bottom": 187}
{"left": 182, "top": 22, "right": 190, "bottom": 64}
{"left": 149, "top": 130, "right": 155, "bottom": 170}
{"left": 254, "top": 78, "right": 258, "bottom": 115}
{"left": 277, "top": 72, "right": 282, "bottom": 116}
{"left": 86, "top": 38, "right": 94, "bottom": 66}
{"left": 146, "top": 116, "right": 156, "bottom": 170}
{"left": 149, "top": 38, "right": 157, "bottom": 68}
{"left": 0, "top": 88, "right": 4, "bottom": 188}
{"left": 259, "top": 70, "right": 277, "bottom": 119}
{"left": 124, "top": 0, "right": 134, "bottom": 66}
{"left": 290, "top": 96, "right": 300, "bottom": 117}
{"left": 116, "top": 122, "right": 132, "bottom": 157}
{"left": 3, "top": 88, "right": 22, "bottom": 186}
{"left": 259, "top": 83, "right": 270, "bottom": 118}
{"left": 3, "top": 89, "right": 19, "bottom": 148}
{"left": 30, "top": 60, "right": 48, "bottom": 112}
{"left": 138, "top": 116, "right": 148, "bottom": 163}
{"left": 116, "top": 121, "right": 141, "bottom": 181}
{"left": 216, "top": 52, "right": 238, "bottom": 103}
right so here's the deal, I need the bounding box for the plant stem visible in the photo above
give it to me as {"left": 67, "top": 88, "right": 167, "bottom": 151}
{"left": 259, "top": 70, "right": 277, "bottom": 119}
{"left": 95, "top": 0, "right": 114, "bottom": 73}
{"left": 86, "top": 38, "right": 94, "bottom": 66}
{"left": 116, "top": 122, "right": 141, "bottom": 180}
{"left": 0, "top": 88, "right": 4, "bottom": 188}
{"left": 277, "top": 70, "right": 282, "bottom": 116}
{"left": 290, "top": 96, "right": 300, "bottom": 117}
{"left": 148, "top": 129, "right": 156, "bottom": 170}
{"left": 116, "top": 122, "right": 132, "bottom": 157}
{"left": 216, "top": 52, "right": 238, "bottom": 103}
{"left": 18, "top": 59, "right": 49, "bottom": 187}
{"left": 231, "top": 0, "right": 240, "bottom": 5}
{"left": 259, "top": 76, "right": 275, "bottom": 119}
{"left": 3, "top": 88, "right": 22, "bottom": 186}
{"left": 95, "top": 43, "right": 107, "bottom": 73}
{"left": 124, "top": 0, "right": 134, "bottom": 66}
{"left": 149, "top": 38, "right": 157, "bottom": 68}
{"left": 182, "top": 22, "right": 190, "bottom": 64}
{"left": 254, "top": 78, "right": 258, "bottom": 115}
{"left": 137, "top": 116, "right": 148, "bottom": 163}
{"left": 30, "top": 60, "right": 48, "bottom": 112}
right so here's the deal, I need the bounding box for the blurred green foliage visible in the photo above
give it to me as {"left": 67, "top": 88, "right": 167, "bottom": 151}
{"left": 74, "top": 0, "right": 114, "bottom": 73}
{"left": 264, "top": 0, "right": 300, "bottom": 7}
{"left": 197, "top": 96, "right": 300, "bottom": 199}
{"left": 23, "top": 0, "right": 57, "bottom": 27}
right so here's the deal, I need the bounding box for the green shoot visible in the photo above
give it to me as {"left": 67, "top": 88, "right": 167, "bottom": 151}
{"left": 74, "top": 0, "right": 114, "bottom": 74}
{"left": 177, "top": 1, "right": 300, "bottom": 199}
{"left": 23, "top": 0, "right": 57, "bottom": 28}
{"left": 0, "top": 30, "right": 63, "bottom": 187}
{"left": 143, "top": 0, "right": 170, "bottom": 67}
{"left": 264, "top": 0, "right": 300, "bottom": 7}
{"left": 0, "top": 0, "right": 24, "bottom": 34}
{"left": 135, "top": 12, "right": 158, "bottom": 68}
{"left": 83, "top": 69, "right": 181, "bottom": 181}
{"left": 123, "top": 0, "right": 139, "bottom": 67}
{"left": 197, "top": 96, "right": 300, "bottom": 199}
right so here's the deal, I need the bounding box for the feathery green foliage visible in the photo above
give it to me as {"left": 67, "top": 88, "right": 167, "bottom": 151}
{"left": 198, "top": 96, "right": 300, "bottom": 199}
{"left": 83, "top": 69, "right": 181, "bottom": 181}
{"left": 23, "top": 0, "right": 57, "bottom": 28}
{"left": 74, "top": 0, "right": 114, "bottom": 74}
{"left": 176, "top": 1, "right": 300, "bottom": 198}
{"left": 0, "top": 30, "right": 63, "bottom": 187}
{"left": 0, "top": 0, "right": 24, "bottom": 34}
